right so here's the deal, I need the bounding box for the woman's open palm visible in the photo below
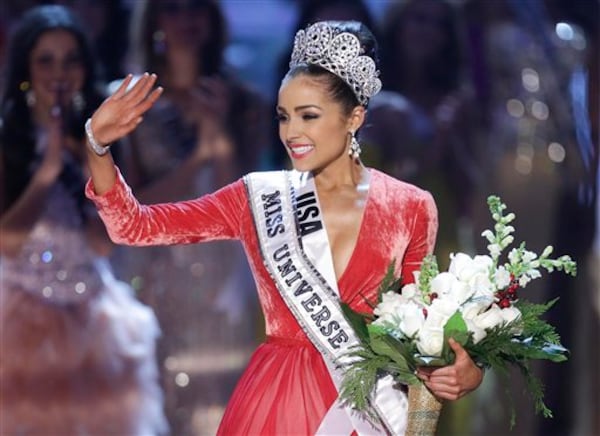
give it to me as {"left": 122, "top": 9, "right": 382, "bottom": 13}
{"left": 90, "top": 73, "right": 163, "bottom": 146}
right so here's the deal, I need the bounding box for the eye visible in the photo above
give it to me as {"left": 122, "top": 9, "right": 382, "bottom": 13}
{"left": 276, "top": 113, "right": 288, "bottom": 123}
{"left": 34, "top": 54, "right": 54, "bottom": 69}
{"left": 302, "top": 113, "right": 319, "bottom": 121}
{"left": 64, "top": 53, "right": 83, "bottom": 69}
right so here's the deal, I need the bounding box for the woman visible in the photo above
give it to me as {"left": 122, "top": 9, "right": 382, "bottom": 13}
{"left": 0, "top": 5, "right": 167, "bottom": 434}
{"left": 119, "top": 1, "right": 267, "bottom": 431}
{"left": 84, "top": 21, "right": 483, "bottom": 435}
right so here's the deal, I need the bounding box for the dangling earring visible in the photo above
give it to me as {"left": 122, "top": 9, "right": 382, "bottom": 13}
{"left": 72, "top": 91, "right": 85, "bottom": 113}
{"left": 20, "top": 81, "right": 36, "bottom": 107}
{"left": 348, "top": 131, "right": 361, "bottom": 159}
{"left": 153, "top": 30, "right": 166, "bottom": 55}
{"left": 25, "top": 90, "right": 36, "bottom": 107}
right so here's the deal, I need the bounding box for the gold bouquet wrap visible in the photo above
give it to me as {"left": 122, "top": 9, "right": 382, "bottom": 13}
{"left": 405, "top": 383, "right": 443, "bottom": 436}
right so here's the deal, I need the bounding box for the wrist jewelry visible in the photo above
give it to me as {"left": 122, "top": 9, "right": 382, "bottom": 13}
{"left": 85, "top": 118, "right": 110, "bottom": 156}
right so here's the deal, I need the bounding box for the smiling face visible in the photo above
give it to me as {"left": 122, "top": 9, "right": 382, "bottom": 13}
{"left": 277, "top": 74, "right": 363, "bottom": 173}
{"left": 29, "top": 28, "right": 85, "bottom": 112}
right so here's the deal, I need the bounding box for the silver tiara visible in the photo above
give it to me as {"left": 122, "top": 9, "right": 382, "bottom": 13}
{"left": 289, "top": 22, "right": 382, "bottom": 106}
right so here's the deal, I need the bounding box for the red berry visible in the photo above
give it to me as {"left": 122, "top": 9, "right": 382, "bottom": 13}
{"left": 499, "top": 299, "right": 511, "bottom": 308}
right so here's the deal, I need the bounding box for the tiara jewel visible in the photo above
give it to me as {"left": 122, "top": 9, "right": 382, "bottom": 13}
{"left": 289, "top": 22, "right": 382, "bottom": 106}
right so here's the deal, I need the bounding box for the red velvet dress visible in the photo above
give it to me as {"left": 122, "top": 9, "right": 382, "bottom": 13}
{"left": 86, "top": 167, "right": 438, "bottom": 435}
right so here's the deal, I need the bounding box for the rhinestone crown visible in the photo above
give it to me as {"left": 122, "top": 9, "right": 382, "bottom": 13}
{"left": 289, "top": 22, "right": 382, "bottom": 106}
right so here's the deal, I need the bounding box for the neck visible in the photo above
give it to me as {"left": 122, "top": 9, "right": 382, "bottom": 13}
{"left": 165, "top": 46, "right": 202, "bottom": 89}
{"left": 313, "top": 157, "right": 365, "bottom": 192}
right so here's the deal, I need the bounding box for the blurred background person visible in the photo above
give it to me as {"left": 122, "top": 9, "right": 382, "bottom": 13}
{"left": 463, "top": 0, "right": 598, "bottom": 434}
{"left": 0, "top": 5, "right": 166, "bottom": 434}
{"left": 361, "top": 0, "right": 481, "bottom": 273}
{"left": 53, "top": 0, "right": 131, "bottom": 82}
{"left": 114, "top": 0, "right": 269, "bottom": 433}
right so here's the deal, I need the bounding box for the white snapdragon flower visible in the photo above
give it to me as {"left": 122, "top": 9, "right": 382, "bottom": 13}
{"left": 519, "top": 275, "right": 531, "bottom": 287}
{"left": 400, "top": 283, "right": 418, "bottom": 301}
{"left": 469, "top": 272, "right": 495, "bottom": 299}
{"left": 522, "top": 250, "right": 537, "bottom": 263}
{"left": 487, "top": 243, "right": 502, "bottom": 258}
{"left": 508, "top": 248, "right": 519, "bottom": 264}
{"left": 494, "top": 266, "right": 511, "bottom": 289}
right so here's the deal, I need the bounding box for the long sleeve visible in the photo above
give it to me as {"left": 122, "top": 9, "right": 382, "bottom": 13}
{"left": 85, "top": 166, "right": 246, "bottom": 246}
{"left": 401, "top": 189, "right": 438, "bottom": 284}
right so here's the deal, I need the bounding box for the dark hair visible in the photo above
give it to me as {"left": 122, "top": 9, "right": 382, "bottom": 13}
{"left": 283, "top": 20, "right": 379, "bottom": 114}
{"left": 379, "top": 0, "right": 463, "bottom": 94}
{"left": 129, "top": 0, "right": 227, "bottom": 77}
{"left": 0, "top": 5, "right": 104, "bottom": 212}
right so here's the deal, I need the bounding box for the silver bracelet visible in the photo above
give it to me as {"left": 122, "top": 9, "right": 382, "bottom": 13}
{"left": 85, "top": 118, "right": 110, "bottom": 156}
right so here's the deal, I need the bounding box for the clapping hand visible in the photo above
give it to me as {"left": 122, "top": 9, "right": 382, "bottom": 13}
{"left": 89, "top": 73, "right": 163, "bottom": 146}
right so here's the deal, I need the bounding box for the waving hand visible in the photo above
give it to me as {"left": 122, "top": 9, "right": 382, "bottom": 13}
{"left": 90, "top": 73, "right": 163, "bottom": 146}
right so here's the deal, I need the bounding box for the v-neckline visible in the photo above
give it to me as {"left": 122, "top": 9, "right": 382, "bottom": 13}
{"left": 311, "top": 168, "right": 373, "bottom": 286}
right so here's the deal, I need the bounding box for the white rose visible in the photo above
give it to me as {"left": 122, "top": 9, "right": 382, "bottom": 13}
{"left": 461, "top": 299, "right": 492, "bottom": 321}
{"left": 500, "top": 307, "right": 522, "bottom": 333}
{"left": 465, "top": 319, "right": 488, "bottom": 344}
{"left": 473, "top": 304, "right": 505, "bottom": 330}
{"left": 449, "top": 253, "right": 492, "bottom": 283}
{"left": 430, "top": 272, "right": 457, "bottom": 296}
{"left": 374, "top": 291, "right": 405, "bottom": 318}
{"left": 417, "top": 326, "right": 445, "bottom": 356}
{"left": 427, "top": 298, "right": 459, "bottom": 326}
{"left": 398, "top": 302, "right": 425, "bottom": 337}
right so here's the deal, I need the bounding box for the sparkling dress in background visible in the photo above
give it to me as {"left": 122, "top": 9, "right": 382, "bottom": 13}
{"left": 0, "top": 182, "right": 167, "bottom": 435}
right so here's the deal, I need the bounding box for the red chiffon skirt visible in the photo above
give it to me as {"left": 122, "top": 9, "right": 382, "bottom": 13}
{"left": 217, "top": 336, "right": 338, "bottom": 435}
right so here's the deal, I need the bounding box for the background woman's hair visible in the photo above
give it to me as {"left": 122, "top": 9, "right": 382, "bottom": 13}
{"left": 0, "top": 5, "right": 104, "bottom": 213}
{"left": 128, "top": 0, "right": 227, "bottom": 76}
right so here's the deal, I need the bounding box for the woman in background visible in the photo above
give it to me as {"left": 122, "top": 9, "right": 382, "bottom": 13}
{"left": 0, "top": 5, "right": 166, "bottom": 434}
{"left": 116, "top": 0, "right": 268, "bottom": 432}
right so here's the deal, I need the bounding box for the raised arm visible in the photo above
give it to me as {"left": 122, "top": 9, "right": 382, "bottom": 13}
{"left": 85, "top": 73, "right": 163, "bottom": 195}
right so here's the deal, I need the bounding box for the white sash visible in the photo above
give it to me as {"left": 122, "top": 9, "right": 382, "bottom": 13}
{"left": 244, "top": 171, "right": 408, "bottom": 436}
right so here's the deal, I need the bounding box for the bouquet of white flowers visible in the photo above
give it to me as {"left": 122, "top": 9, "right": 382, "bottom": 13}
{"left": 339, "top": 195, "right": 577, "bottom": 434}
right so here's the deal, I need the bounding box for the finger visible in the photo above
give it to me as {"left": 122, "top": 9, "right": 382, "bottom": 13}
{"left": 113, "top": 74, "right": 134, "bottom": 99}
{"left": 448, "top": 338, "right": 467, "bottom": 358}
{"left": 123, "top": 72, "right": 152, "bottom": 102}
{"left": 132, "top": 86, "right": 163, "bottom": 117}
{"left": 134, "top": 73, "right": 159, "bottom": 102}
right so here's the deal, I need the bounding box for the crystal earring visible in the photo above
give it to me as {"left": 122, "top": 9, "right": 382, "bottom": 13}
{"left": 20, "top": 81, "right": 36, "bottom": 107}
{"left": 348, "top": 131, "right": 361, "bottom": 159}
{"left": 153, "top": 30, "right": 166, "bottom": 55}
{"left": 25, "top": 89, "right": 36, "bottom": 107}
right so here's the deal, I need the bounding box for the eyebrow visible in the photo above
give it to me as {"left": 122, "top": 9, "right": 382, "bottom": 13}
{"left": 276, "top": 104, "right": 323, "bottom": 112}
